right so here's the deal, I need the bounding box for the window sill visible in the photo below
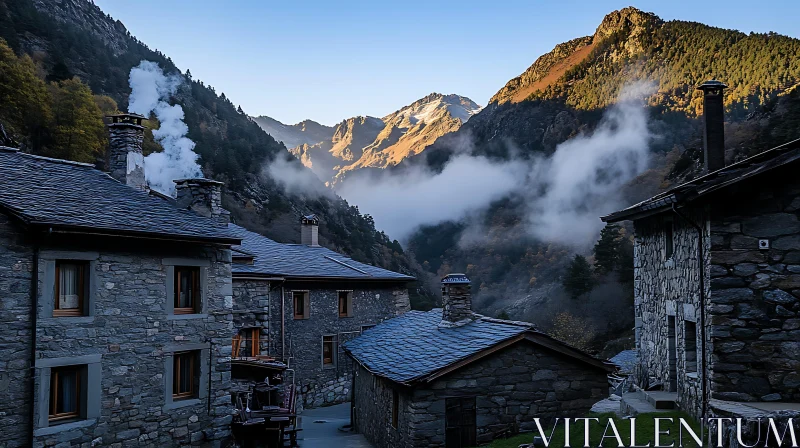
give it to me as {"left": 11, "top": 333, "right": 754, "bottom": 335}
{"left": 163, "top": 398, "right": 201, "bottom": 411}
{"left": 40, "top": 316, "right": 94, "bottom": 324}
{"left": 685, "top": 372, "right": 699, "bottom": 380}
{"left": 322, "top": 364, "right": 337, "bottom": 370}
{"left": 167, "top": 313, "right": 207, "bottom": 321}
{"left": 34, "top": 418, "right": 96, "bottom": 436}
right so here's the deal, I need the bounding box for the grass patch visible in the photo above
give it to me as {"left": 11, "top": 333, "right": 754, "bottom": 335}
{"left": 485, "top": 412, "right": 703, "bottom": 448}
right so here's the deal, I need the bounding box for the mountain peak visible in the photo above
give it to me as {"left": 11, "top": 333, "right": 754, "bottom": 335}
{"left": 594, "top": 7, "right": 662, "bottom": 42}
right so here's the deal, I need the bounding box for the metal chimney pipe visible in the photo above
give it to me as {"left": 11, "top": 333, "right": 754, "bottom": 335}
{"left": 696, "top": 80, "right": 727, "bottom": 173}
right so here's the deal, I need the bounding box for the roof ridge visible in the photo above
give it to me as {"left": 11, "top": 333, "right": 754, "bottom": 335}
{"left": 9, "top": 150, "right": 97, "bottom": 168}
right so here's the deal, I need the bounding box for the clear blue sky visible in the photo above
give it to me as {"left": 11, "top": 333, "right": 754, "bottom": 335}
{"left": 95, "top": 0, "right": 799, "bottom": 126}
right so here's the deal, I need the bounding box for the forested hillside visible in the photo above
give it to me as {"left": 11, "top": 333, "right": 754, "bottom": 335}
{"left": 0, "top": 0, "right": 435, "bottom": 308}
{"left": 399, "top": 7, "right": 800, "bottom": 345}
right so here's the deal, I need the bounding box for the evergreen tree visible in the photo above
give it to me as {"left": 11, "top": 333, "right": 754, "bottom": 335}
{"left": 594, "top": 223, "right": 622, "bottom": 275}
{"left": 562, "top": 254, "right": 595, "bottom": 299}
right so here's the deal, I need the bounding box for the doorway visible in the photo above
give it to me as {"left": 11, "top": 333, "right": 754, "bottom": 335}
{"left": 445, "top": 397, "right": 476, "bottom": 448}
{"left": 668, "top": 316, "right": 677, "bottom": 392}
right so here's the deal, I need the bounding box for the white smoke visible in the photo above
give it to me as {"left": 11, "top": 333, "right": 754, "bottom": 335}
{"left": 336, "top": 82, "right": 654, "bottom": 247}
{"left": 128, "top": 61, "right": 202, "bottom": 196}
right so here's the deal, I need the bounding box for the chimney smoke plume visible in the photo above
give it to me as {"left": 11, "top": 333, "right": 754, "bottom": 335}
{"left": 128, "top": 61, "right": 202, "bottom": 196}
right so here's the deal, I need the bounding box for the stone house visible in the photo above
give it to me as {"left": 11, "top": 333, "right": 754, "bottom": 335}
{"left": 0, "top": 114, "right": 242, "bottom": 447}
{"left": 219, "top": 214, "right": 413, "bottom": 410}
{"left": 602, "top": 81, "right": 800, "bottom": 422}
{"left": 343, "top": 274, "right": 614, "bottom": 448}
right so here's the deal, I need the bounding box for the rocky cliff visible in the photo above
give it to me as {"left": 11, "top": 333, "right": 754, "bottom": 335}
{"left": 265, "top": 93, "right": 480, "bottom": 185}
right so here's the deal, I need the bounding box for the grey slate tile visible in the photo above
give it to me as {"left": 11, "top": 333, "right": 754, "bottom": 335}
{"left": 0, "top": 148, "right": 238, "bottom": 243}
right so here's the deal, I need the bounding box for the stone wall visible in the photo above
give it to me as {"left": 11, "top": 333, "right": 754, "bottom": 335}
{"left": 352, "top": 341, "right": 608, "bottom": 448}
{"left": 269, "top": 282, "right": 409, "bottom": 410}
{"left": 633, "top": 207, "right": 711, "bottom": 417}
{"left": 0, "top": 217, "right": 236, "bottom": 448}
{"left": 231, "top": 279, "right": 270, "bottom": 356}
{"left": 352, "top": 363, "right": 413, "bottom": 448}
{"left": 707, "top": 173, "right": 800, "bottom": 402}
{"left": 0, "top": 214, "right": 35, "bottom": 448}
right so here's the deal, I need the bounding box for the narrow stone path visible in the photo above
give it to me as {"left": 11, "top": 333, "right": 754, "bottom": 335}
{"left": 297, "top": 402, "right": 374, "bottom": 448}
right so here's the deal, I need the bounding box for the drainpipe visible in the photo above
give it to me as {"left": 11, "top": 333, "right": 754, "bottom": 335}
{"left": 27, "top": 240, "right": 40, "bottom": 446}
{"left": 671, "top": 204, "right": 707, "bottom": 435}
{"left": 280, "top": 282, "right": 286, "bottom": 362}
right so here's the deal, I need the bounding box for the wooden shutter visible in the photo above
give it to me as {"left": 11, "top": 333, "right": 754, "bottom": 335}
{"left": 303, "top": 293, "right": 310, "bottom": 319}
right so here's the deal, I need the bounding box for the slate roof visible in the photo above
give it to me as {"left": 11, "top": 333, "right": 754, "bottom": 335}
{"left": 228, "top": 223, "right": 414, "bottom": 281}
{"left": 603, "top": 138, "right": 800, "bottom": 222}
{"left": 0, "top": 148, "right": 239, "bottom": 244}
{"left": 343, "top": 309, "right": 614, "bottom": 386}
{"left": 609, "top": 349, "right": 638, "bottom": 375}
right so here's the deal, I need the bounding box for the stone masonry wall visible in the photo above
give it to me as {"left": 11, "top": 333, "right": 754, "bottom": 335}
{"left": 231, "top": 279, "right": 270, "bottom": 356}
{"left": 707, "top": 173, "right": 800, "bottom": 402}
{"left": 633, "top": 207, "right": 711, "bottom": 418}
{"left": 352, "top": 342, "right": 608, "bottom": 448}
{"left": 352, "top": 363, "right": 413, "bottom": 448}
{"left": 270, "top": 282, "right": 410, "bottom": 410}
{"left": 0, "top": 218, "right": 236, "bottom": 448}
{"left": 0, "top": 214, "right": 35, "bottom": 448}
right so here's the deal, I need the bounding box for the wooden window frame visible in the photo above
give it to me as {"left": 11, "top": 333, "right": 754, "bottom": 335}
{"left": 53, "top": 261, "right": 88, "bottom": 317}
{"left": 232, "top": 328, "right": 261, "bottom": 358}
{"left": 338, "top": 290, "right": 353, "bottom": 318}
{"left": 391, "top": 389, "right": 399, "bottom": 429}
{"left": 49, "top": 366, "right": 81, "bottom": 422}
{"left": 174, "top": 267, "right": 201, "bottom": 315}
{"left": 293, "top": 291, "right": 309, "bottom": 320}
{"left": 322, "top": 335, "right": 336, "bottom": 366}
{"left": 173, "top": 351, "right": 196, "bottom": 400}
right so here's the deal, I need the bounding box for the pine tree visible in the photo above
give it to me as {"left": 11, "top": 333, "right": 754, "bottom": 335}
{"left": 594, "top": 223, "right": 623, "bottom": 275}
{"left": 562, "top": 254, "right": 595, "bottom": 299}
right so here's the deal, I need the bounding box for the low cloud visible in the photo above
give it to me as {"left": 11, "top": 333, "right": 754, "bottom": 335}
{"left": 337, "top": 153, "right": 526, "bottom": 240}
{"left": 262, "top": 154, "right": 333, "bottom": 198}
{"left": 525, "top": 81, "right": 654, "bottom": 247}
{"left": 335, "top": 82, "right": 654, "bottom": 247}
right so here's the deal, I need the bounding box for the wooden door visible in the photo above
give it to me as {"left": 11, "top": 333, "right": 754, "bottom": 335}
{"left": 445, "top": 397, "right": 476, "bottom": 448}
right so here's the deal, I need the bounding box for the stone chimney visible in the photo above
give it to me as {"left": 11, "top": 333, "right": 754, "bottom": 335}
{"left": 697, "top": 80, "right": 727, "bottom": 173}
{"left": 440, "top": 273, "right": 474, "bottom": 327}
{"left": 300, "top": 214, "right": 319, "bottom": 246}
{"left": 106, "top": 113, "right": 147, "bottom": 191}
{"left": 174, "top": 178, "right": 231, "bottom": 225}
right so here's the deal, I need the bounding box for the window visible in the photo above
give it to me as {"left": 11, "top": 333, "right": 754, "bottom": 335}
{"left": 684, "top": 321, "right": 698, "bottom": 373}
{"left": 391, "top": 389, "right": 399, "bottom": 429}
{"left": 361, "top": 324, "right": 375, "bottom": 334}
{"left": 174, "top": 267, "right": 200, "bottom": 314}
{"left": 338, "top": 291, "right": 353, "bottom": 318}
{"left": 232, "top": 328, "right": 261, "bottom": 358}
{"left": 665, "top": 219, "right": 675, "bottom": 259}
{"left": 293, "top": 291, "right": 309, "bottom": 319}
{"left": 54, "top": 261, "right": 88, "bottom": 316}
{"left": 322, "top": 335, "right": 336, "bottom": 366}
{"left": 173, "top": 351, "right": 198, "bottom": 400}
{"left": 49, "top": 366, "right": 83, "bottom": 423}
